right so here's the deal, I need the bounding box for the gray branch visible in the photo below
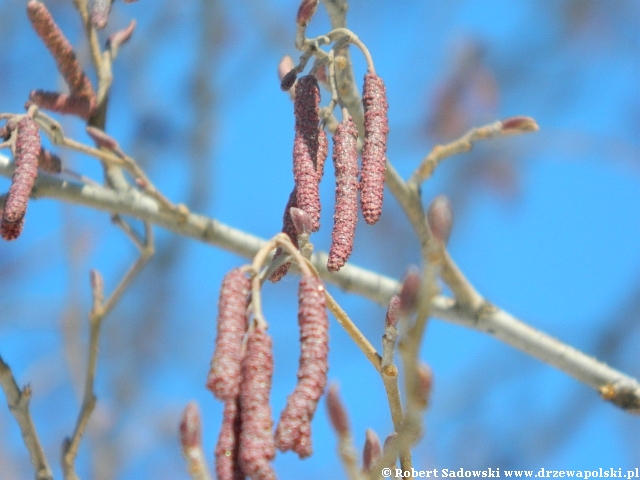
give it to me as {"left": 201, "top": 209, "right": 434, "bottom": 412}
{"left": 1, "top": 154, "right": 638, "bottom": 413}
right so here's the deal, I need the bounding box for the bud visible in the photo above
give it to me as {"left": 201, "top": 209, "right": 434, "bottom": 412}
{"left": 326, "top": 383, "right": 349, "bottom": 437}
{"left": 37, "top": 148, "right": 62, "bottom": 174}
{"left": 179, "top": 401, "right": 202, "bottom": 450}
{"left": 416, "top": 362, "right": 433, "bottom": 409}
{"left": 293, "top": 75, "right": 321, "bottom": 232}
{"left": 362, "top": 429, "right": 382, "bottom": 473}
{"left": 1, "top": 117, "right": 40, "bottom": 241}
{"left": 89, "top": 269, "right": 104, "bottom": 305}
{"left": 107, "top": 19, "right": 136, "bottom": 59}
{"left": 275, "top": 275, "right": 329, "bottom": 458}
{"left": 327, "top": 116, "right": 359, "bottom": 272}
{"left": 27, "top": 1, "right": 95, "bottom": 99}
{"left": 426, "top": 195, "right": 453, "bottom": 245}
{"left": 28, "top": 90, "right": 95, "bottom": 120}
{"left": 398, "top": 267, "right": 421, "bottom": 315}
{"left": 500, "top": 116, "right": 539, "bottom": 134}
{"left": 290, "top": 206, "right": 312, "bottom": 236}
{"left": 86, "top": 126, "right": 121, "bottom": 152}
{"left": 239, "top": 326, "right": 276, "bottom": 480}
{"left": 296, "top": 0, "right": 319, "bottom": 26}
{"left": 385, "top": 294, "right": 400, "bottom": 328}
{"left": 360, "top": 72, "right": 389, "bottom": 225}
{"left": 90, "top": 0, "right": 112, "bottom": 30}
{"left": 207, "top": 269, "right": 250, "bottom": 400}
{"left": 0, "top": 120, "right": 16, "bottom": 141}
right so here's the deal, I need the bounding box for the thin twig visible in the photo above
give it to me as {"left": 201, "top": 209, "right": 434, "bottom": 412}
{"left": 0, "top": 357, "right": 53, "bottom": 480}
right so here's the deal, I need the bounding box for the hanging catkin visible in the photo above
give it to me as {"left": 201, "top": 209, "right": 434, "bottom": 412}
{"left": 360, "top": 72, "right": 389, "bottom": 225}
{"left": 327, "top": 116, "right": 359, "bottom": 272}
{"left": 207, "top": 269, "right": 250, "bottom": 401}
{"left": 293, "top": 75, "right": 321, "bottom": 232}
{"left": 26, "top": 1, "right": 95, "bottom": 99}
{"left": 1, "top": 117, "right": 40, "bottom": 241}
{"left": 215, "top": 399, "right": 245, "bottom": 480}
{"left": 275, "top": 275, "right": 328, "bottom": 458}
{"left": 239, "top": 326, "right": 276, "bottom": 480}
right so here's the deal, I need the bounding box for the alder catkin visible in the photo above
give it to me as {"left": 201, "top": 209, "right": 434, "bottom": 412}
{"left": 28, "top": 90, "right": 95, "bottom": 120}
{"left": 275, "top": 275, "right": 329, "bottom": 458}
{"left": 268, "top": 188, "right": 298, "bottom": 283}
{"left": 1, "top": 117, "right": 40, "bottom": 241}
{"left": 293, "top": 75, "right": 321, "bottom": 232}
{"left": 317, "top": 128, "right": 328, "bottom": 179}
{"left": 215, "top": 399, "right": 245, "bottom": 480}
{"left": 327, "top": 116, "right": 359, "bottom": 272}
{"left": 239, "top": 326, "right": 276, "bottom": 480}
{"left": 360, "top": 72, "right": 389, "bottom": 225}
{"left": 26, "top": 1, "right": 95, "bottom": 99}
{"left": 207, "top": 269, "right": 250, "bottom": 401}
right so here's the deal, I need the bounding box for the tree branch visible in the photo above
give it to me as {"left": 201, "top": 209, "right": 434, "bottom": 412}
{"left": 0, "top": 356, "right": 53, "bottom": 480}
{"left": 1, "top": 154, "right": 638, "bottom": 413}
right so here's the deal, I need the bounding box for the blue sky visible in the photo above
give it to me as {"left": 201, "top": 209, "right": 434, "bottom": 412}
{"left": 0, "top": 0, "right": 639, "bottom": 478}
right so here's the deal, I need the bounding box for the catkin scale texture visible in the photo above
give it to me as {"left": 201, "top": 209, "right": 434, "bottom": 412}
{"left": 275, "top": 275, "right": 329, "bottom": 458}
{"left": 26, "top": 1, "right": 95, "bottom": 99}
{"left": 327, "top": 117, "right": 359, "bottom": 272}
{"left": 360, "top": 73, "right": 389, "bottom": 225}
{"left": 293, "top": 75, "right": 321, "bottom": 232}
{"left": 207, "top": 269, "right": 250, "bottom": 401}
{"left": 1, "top": 117, "right": 40, "bottom": 240}
{"left": 239, "top": 327, "right": 276, "bottom": 480}
{"left": 28, "top": 90, "right": 95, "bottom": 120}
{"left": 215, "top": 399, "right": 245, "bottom": 480}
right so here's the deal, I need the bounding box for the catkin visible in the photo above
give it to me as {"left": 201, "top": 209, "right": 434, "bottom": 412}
{"left": 268, "top": 188, "right": 298, "bottom": 283}
{"left": 26, "top": 1, "right": 95, "bottom": 99}
{"left": 239, "top": 326, "right": 276, "bottom": 480}
{"left": 37, "top": 148, "right": 62, "bottom": 174}
{"left": 360, "top": 72, "right": 389, "bottom": 225}
{"left": 28, "top": 90, "right": 95, "bottom": 120}
{"left": 275, "top": 275, "right": 329, "bottom": 458}
{"left": 327, "top": 116, "right": 359, "bottom": 272}
{"left": 293, "top": 75, "right": 321, "bottom": 232}
{"left": 215, "top": 399, "right": 245, "bottom": 480}
{"left": 1, "top": 117, "right": 40, "bottom": 241}
{"left": 207, "top": 269, "right": 250, "bottom": 401}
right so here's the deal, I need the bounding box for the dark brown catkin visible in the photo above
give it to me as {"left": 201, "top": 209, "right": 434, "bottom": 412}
{"left": 239, "top": 326, "right": 276, "bottom": 480}
{"left": 327, "top": 116, "right": 359, "bottom": 272}
{"left": 1, "top": 117, "right": 40, "bottom": 241}
{"left": 293, "top": 75, "right": 321, "bottom": 232}
{"left": 360, "top": 72, "right": 389, "bottom": 225}
{"left": 215, "top": 399, "right": 245, "bottom": 480}
{"left": 27, "top": 90, "right": 95, "bottom": 120}
{"left": 268, "top": 188, "right": 298, "bottom": 283}
{"left": 207, "top": 269, "right": 250, "bottom": 401}
{"left": 275, "top": 275, "right": 329, "bottom": 458}
{"left": 26, "top": 1, "right": 95, "bottom": 99}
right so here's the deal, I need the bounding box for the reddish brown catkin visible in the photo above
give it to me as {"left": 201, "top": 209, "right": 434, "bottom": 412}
{"left": 360, "top": 72, "right": 389, "bottom": 225}
{"left": 28, "top": 90, "right": 95, "bottom": 120}
{"left": 293, "top": 75, "right": 321, "bottom": 232}
{"left": 317, "top": 128, "right": 328, "bottom": 179}
{"left": 215, "top": 399, "right": 245, "bottom": 480}
{"left": 268, "top": 188, "right": 298, "bottom": 283}
{"left": 239, "top": 326, "right": 276, "bottom": 480}
{"left": 1, "top": 117, "right": 41, "bottom": 241}
{"left": 327, "top": 116, "right": 359, "bottom": 272}
{"left": 275, "top": 275, "right": 329, "bottom": 458}
{"left": 207, "top": 269, "right": 250, "bottom": 401}
{"left": 26, "top": 1, "right": 95, "bottom": 99}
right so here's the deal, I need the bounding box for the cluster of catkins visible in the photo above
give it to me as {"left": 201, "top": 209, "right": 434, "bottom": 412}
{"left": 271, "top": 68, "right": 389, "bottom": 280}
{"left": 207, "top": 267, "right": 329, "bottom": 479}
